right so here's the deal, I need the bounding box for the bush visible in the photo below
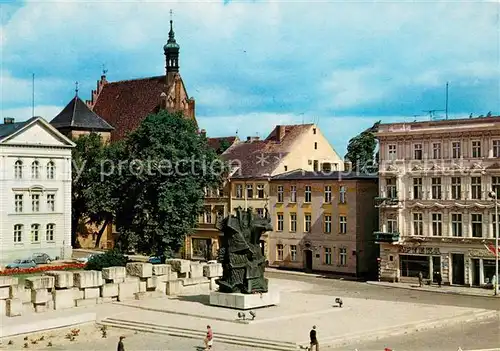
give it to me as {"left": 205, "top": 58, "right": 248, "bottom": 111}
{"left": 85, "top": 250, "right": 127, "bottom": 271}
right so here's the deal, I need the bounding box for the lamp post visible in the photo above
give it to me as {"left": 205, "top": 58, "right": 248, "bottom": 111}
{"left": 488, "top": 191, "right": 499, "bottom": 296}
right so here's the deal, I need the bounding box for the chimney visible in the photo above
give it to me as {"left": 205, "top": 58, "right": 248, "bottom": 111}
{"left": 3, "top": 117, "right": 14, "bottom": 124}
{"left": 276, "top": 125, "right": 286, "bottom": 142}
{"left": 246, "top": 136, "right": 260, "bottom": 142}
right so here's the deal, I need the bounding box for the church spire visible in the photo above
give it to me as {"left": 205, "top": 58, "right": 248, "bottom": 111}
{"left": 164, "top": 9, "right": 180, "bottom": 75}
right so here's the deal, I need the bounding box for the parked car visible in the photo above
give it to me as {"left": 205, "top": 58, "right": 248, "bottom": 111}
{"left": 32, "top": 253, "right": 52, "bottom": 264}
{"left": 6, "top": 259, "right": 37, "bottom": 269}
{"left": 148, "top": 255, "right": 165, "bottom": 264}
{"left": 76, "top": 253, "right": 102, "bottom": 264}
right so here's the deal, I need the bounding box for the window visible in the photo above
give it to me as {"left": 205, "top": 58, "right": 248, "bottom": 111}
{"left": 388, "top": 144, "right": 396, "bottom": 160}
{"left": 432, "top": 143, "right": 441, "bottom": 159}
{"left": 235, "top": 184, "right": 243, "bottom": 198}
{"left": 324, "top": 214, "right": 332, "bottom": 233}
{"left": 246, "top": 184, "right": 253, "bottom": 199}
{"left": 290, "top": 245, "right": 297, "bottom": 261}
{"left": 431, "top": 178, "right": 442, "bottom": 200}
{"left": 432, "top": 213, "right": 442, "bottom": 236}
{"left": 276, "top": 244, "right": 284, "bottom": 261}
{"left": 387, "top": 219, "right": 397, "bottom": 233}
{"left": 413, "top": 178, "right": 422, "bottom": 199}
{"left": 313, "top": 160, "right": 319, "bottom": 172}
{"left": 339, "top": 248, "right": 347, "bottom": 266}
{"left": 386, "top": 178, "right": 397, "bottom": 198}
{"left": 413, "top": 213, "right": 423, "bottom": 236}
{"left": 493, "top": 214, "right": 499, "bottom": 238}
{"left": 204, "top": 206, "right": 212, "bottom": 224}
{"left": 324, "top": 248, "right": 332, "bottom": 265}
{"left": 290, "top": 185, "right": 297, "bottom": 202}
{"left": 15, "top": 194, "right": 23, "bottom": 213}
{"left": 414, "top": 144, "right": 423, "bottom": 160}
{"left": 339, "top": 186, "right": 347, "bottom": 204}
{"left": 452, "top": 141, "right": 461, "bottom": 159}
{"left": 46, "top": 223, "right": 55, "bottom": 241}
{"left": 451, "top": 213, "right": 463, "bottom": 237}
{"left": 471, "top": 177, "right": 482, "bottom": 200}
{"left": 324, "top": 185, "right": 332, "bottom": 203}
{"left": 313, "top": 128, "right": 317, "bottom": 135}
{"left": 471, "top": 214, "right": 483, "bottom": 237}
{"left": 290, "top": 213, "right": 297, "bottom": 232}
{"left": 314, "top": 142, "right": 318, "bottom": 150}
{"left": 47, "top": 161, "right": 55, "bottom": 179}
{"left": 14, "top": 224, "right": 23, "bottom": 243}
{"left": 31, "top": 224, "right": 40, "bottom": 242}
{"left": 339, "top": 215, "right": 347, "bottom": 234}
{"left": 14, "top": 160, "right": 23, "bottom": 179}
{"left": 277, "top": 185, "right": 284, "bottom": 202}
{"left": 47, "top": 194, "right": 55, "bottom": 212}
{"left": 304, "top": 214, "right": 312, "bottom": 232}
{"left": 493, "top": 140, "right": 500, "bottom": 158}
{"left": 277, "top": 213, "right": 284, "bottom": 231}
{"left": 451, "top": 177, "right": 461, "bottom": 200}
{"left": 32, "top": 194, "right": 40, "bottom": 212}
{"left": 256, "top": 184, "right": 265, "bottom": 199}
{"left": 31, "top": 161, "right": 40, "bottom": 179}
{"left": 304, "top": 185, "right": 312, "bottom": 203}
{"left": 284, "top": 166, "right": 288, "bottom": 172}
{"left": 322, "top": 163, "right": 332, "bottom": 172}
{"left": 492, "top": 176, "right": 500, "bottom": 198}
{"left": 472, "top": 141, "right": 481, "bottom": 158}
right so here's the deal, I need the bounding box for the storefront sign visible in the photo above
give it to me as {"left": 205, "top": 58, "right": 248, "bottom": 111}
{"left": 399, "top": 246, "right": 441, "bottom": 255}
{"left": 469, "top": 249, "right": 496, "bottom": 258}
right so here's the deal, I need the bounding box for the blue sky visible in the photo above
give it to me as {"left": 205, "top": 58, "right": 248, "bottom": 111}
{"left": 1, "top": 0, "right": 499, "bottom": 156}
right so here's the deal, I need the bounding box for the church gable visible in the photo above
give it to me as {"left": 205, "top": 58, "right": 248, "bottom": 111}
{"left": 1, "top": 118, "right": 74, "bottom": 148}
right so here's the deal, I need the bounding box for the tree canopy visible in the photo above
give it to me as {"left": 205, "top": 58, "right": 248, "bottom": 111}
{"left": 344, "top": 121, "right": 380, "bottom": 172}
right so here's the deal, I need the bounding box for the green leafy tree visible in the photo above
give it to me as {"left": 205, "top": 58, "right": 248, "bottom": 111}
{"left": 345, "top": 121, "right": 380, "bottom": 172}
{"left": 113, "top": 111, "right": 225, "bottom": 256}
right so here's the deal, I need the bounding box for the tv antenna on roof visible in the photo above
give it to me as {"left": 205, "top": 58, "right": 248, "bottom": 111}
{"left": 422, "top": 109, "right": 445, "bottom": 120}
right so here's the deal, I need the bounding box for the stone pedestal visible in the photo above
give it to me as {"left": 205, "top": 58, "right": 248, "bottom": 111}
{"left": 209, "top": 291, "right": 280, "bottom": 310}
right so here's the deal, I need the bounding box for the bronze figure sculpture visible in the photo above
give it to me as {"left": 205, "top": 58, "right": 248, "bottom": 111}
{"left": 216, "top": 207, "right": 272, "bottom": 293}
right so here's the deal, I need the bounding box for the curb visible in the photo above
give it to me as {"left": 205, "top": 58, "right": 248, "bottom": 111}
{"left": 297, "top": 310, "right": 499, "bottom": 349}
{"left": 366, "top": 281, "right": 500, "bottom": 299}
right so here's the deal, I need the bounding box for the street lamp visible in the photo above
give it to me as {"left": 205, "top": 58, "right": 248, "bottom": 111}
{"left": 488, "top": 191, "right": 499, "bottom": 296}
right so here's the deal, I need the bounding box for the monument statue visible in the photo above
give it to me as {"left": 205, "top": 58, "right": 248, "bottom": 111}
{"left": 215, "top": 206, "right": 272, "bottom": 294}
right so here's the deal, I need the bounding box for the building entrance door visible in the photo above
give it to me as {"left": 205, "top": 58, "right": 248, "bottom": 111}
{"left": 304, "top": 250, "right": 313, "bottom": 271}
{"left": 471, "top": 258, "right": 480, "bottom": 286}
{"left": 432, "top": 256, "right": 441, "bottom": 283}
{"left": 451, "top": 253, "right": 465, "bottom": 285}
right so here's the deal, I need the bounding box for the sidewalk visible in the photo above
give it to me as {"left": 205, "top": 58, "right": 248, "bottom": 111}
{"left": 367, "top": 280, "right": 499, "bottom": 298}
{"left": 265, "top": 267, "right": 363, "bottom": 281}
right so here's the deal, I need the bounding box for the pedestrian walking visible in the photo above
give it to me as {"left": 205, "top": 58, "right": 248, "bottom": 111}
{"left": 204, "top": 325, "right": 213, "bottom": 350}
{"left": 309, "top": 325, "right": 319, "bottom": 351}
{"left": 418, "top": 271, "right": 423, "bottom": 287}
{"left": 117, "top": 336, "right": 125, "bottom": 351}
{"left": 436, "top": 272, "right": 442, "bottom": 287}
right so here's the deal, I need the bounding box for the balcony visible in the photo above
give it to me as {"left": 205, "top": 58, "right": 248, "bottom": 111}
{"left": 373, "top": 231, "right": 400, "bottom": 243}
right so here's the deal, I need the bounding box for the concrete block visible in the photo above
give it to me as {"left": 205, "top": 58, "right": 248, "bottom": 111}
{"left": 98, "top": 297, "right": 113, "bottom": 304}
{"left": 31, "top": 289, "right": 49, "bottom": 304}
{"left": 167, "top": 259, "right": 190, "bottom": 273}
{"left": 73, "top": 271, "right": 103, "bottom": 288}
{"left": 0, "top": 299, "right": 6, "bottom": 316}
{"left": 126, "top": 262, "right": 153, "bottom": 278}
{"left": 0, "top": 286, "right": 10, "bottom": 299}
{"left": 169, "top": 271, "right": 178, "bottom": 280}
{"left": 102, "top": 266, "right": 126, "bottom": 281}
{"left": 182, "top": 277, "right": 209, "bottom": 286}
{"left": 22, "top": 302, "right": 34, "bottom": 314}
{"left": 118, "top": 281, "right": 138, "bottom": 301}
{"left": 165, "top": 280, "right": 183, "bottom": 296}
{"left": 209, "top": 277, "right": 217, "bottom": 291}
{"left": 209, "top": 291, "right": 280, "bottom": 310}
{"left": 84, "top": 287, "right": 100, "bottom": 299}
{"left": 0, "top": 276, "right": 18, "bottom": 287}
{"left": 189, "top": 263, "right": 204, "bottom": 278}
{"left": 203, "top": 263, "right": 223, "bottom": 278}
{"left": 75, "top": 298, "right": 97, "bottom": 307}
{"left": 153, "top": 264, "right": 170, "bottom": 276}
{"left": 100, "top": 283, "right": 119, "bottom": 297}
{"left": 47, "top": 299, "right": 54, "bottom": 310}
{"left": 7, "top": 298, "right": 22, "bottom": 316}
{"left": 125, "top": 276, "right": 140, "bottom": 283}
{"left": 25, "top": 276, "right": 54, "bottom": 290}
{"left": 146, "top": 277, "right": 159, "bottom": 289}
{"left": 71, "top": 287, "right": 84, "bottom": 300}
{"left": 155, "top": 281, "right": 166, "bottom": 294}
{"left": 52, "top": 289, "right": 75, "bottom": 310}
{"left": 139, "top": 281, "right": 147, "bottom": 293}
{"left": 45, "top": 271, "right": 74, "bottom": 288}
{"left": 9, "top": 285, "right": 31, "bottom": 303}
{"left": 34, "top": 303, "right": 48, "bottom": 313}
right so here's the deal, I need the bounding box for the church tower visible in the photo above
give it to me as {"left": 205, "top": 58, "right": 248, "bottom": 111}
{"left": 164, "top": 13, "right": 180, "bottom": 86}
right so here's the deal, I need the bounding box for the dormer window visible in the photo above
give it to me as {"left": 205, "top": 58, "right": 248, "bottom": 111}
{"left": 31, "top": 161, "right": 40, "bottom": 179}
{"left": 14, "top": 160, "right": 23, "bottom": 179}
{"left": 47, "top": 161, "right": 55, "bottom": 180}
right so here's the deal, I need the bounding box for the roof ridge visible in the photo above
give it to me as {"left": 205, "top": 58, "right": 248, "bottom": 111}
{"left": 71, "top": 95, "right": 78, "bottom": 127}
{"left": 105, "top": 75, "right": 166, "bottom": 85}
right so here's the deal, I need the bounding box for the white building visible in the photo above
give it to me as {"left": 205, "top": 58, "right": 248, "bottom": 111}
{"left": 376, "top": 116, "right": 500, "bottom": 287}
{"left": 0, "top": 117, "right": 75, "bottom": 263}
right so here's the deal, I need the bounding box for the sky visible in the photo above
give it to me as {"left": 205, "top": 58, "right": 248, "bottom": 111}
{"left": 1, "top": 0, "right": 499, "bottom": 156}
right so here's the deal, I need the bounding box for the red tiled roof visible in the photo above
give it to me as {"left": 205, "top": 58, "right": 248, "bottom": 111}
{"left": 92, "top": 76, "right": 167, "bottom": 141}
{"left": 207, "top": 136, "right": 238, "bottom": 154}
{"left": 221, "top": 124, "right": 312, "bottom": 178}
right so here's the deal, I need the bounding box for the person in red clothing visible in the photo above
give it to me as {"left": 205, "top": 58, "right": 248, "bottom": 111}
{"left": 204, "top": 325, "right": 213, "bottom": 350}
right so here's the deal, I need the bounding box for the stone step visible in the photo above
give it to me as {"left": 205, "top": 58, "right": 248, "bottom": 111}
{"left": 100, "top": 318, "right": 298, "bottom": 351}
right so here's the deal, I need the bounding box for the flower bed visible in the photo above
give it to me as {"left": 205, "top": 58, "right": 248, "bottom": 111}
{"left": 0, "top": 263, "right": 86, "bottom": 276}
